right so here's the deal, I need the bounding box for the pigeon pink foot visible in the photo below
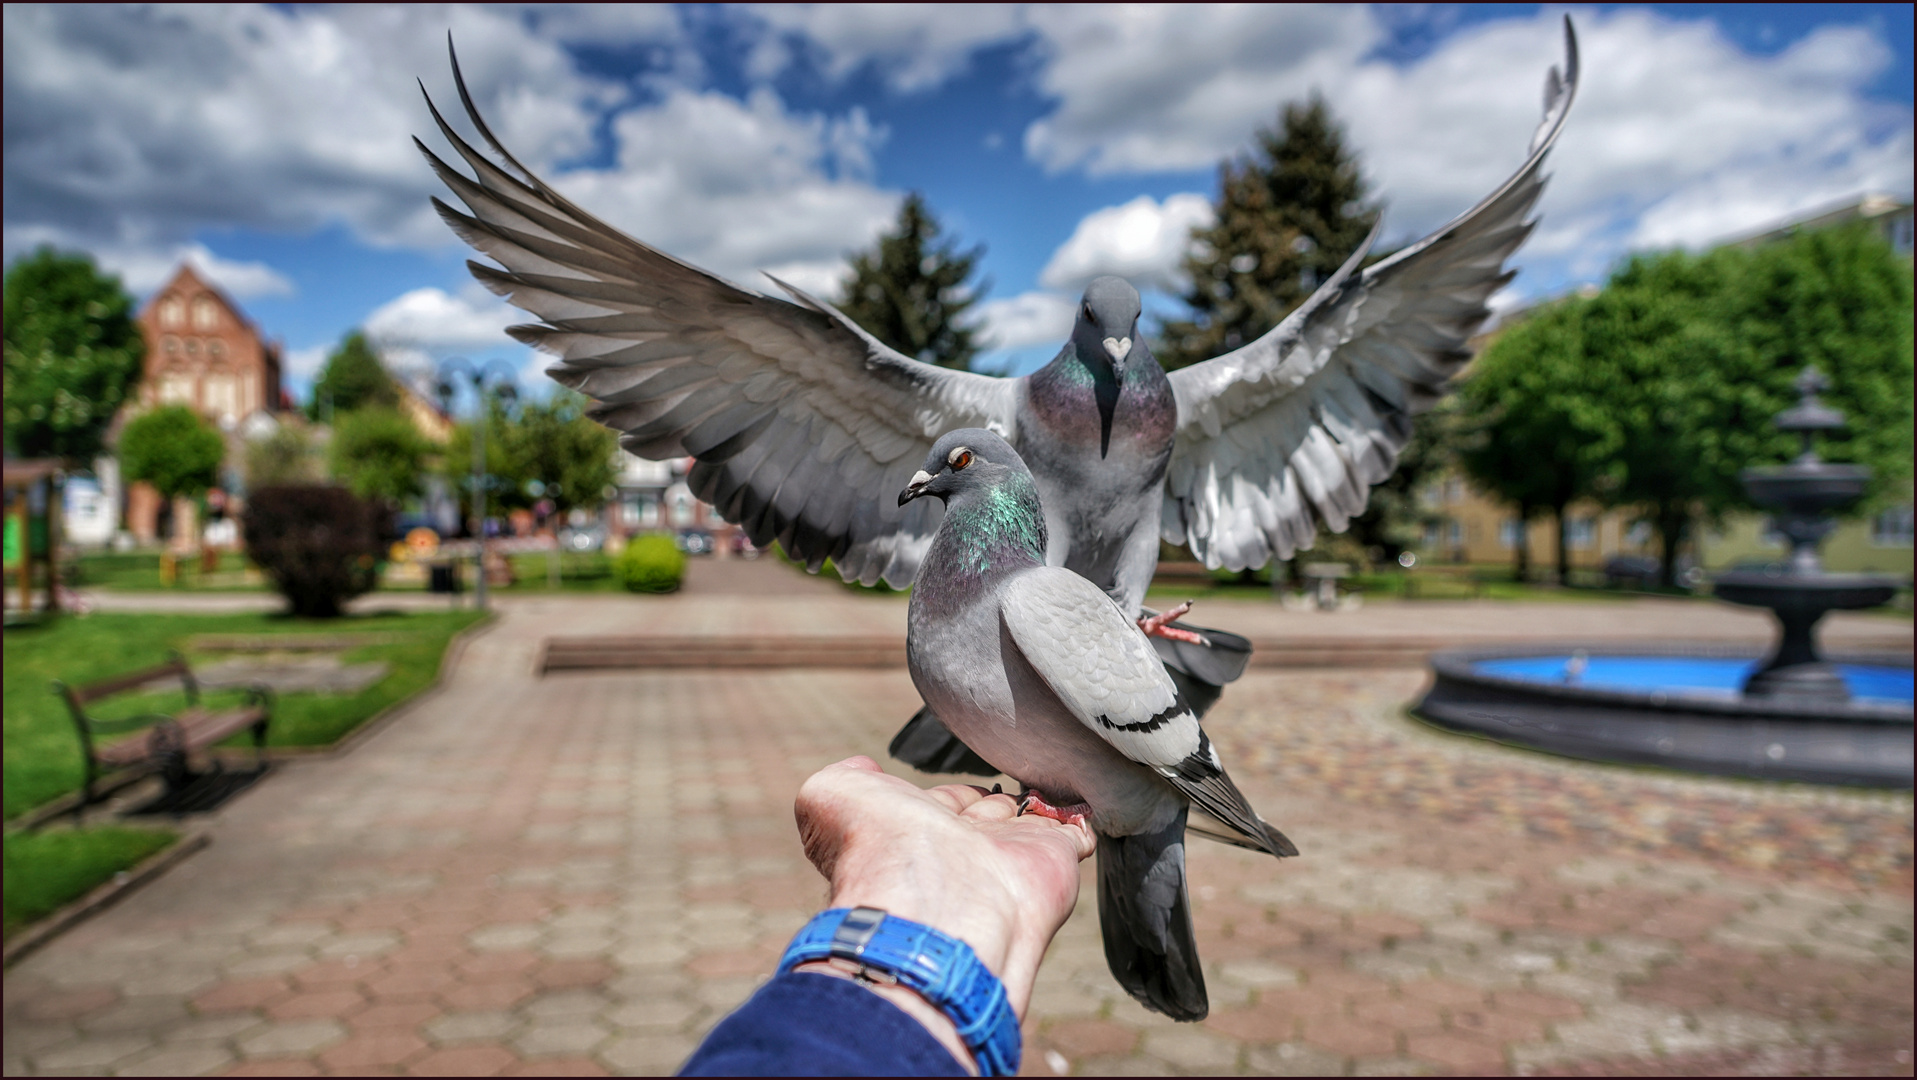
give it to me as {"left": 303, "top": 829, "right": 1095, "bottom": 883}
{"left": 1017, "top": 788, "right": 1093, "bottom": 828}
{"left": 1138, "top": 601, "right": 1206, "bottom": 644}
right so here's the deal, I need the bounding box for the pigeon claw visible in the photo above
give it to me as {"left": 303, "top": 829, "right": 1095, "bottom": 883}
{"left": 1017, "top": 788, "right": 1092, "bottom": 828}
{"left": 1138, "top": 602, "right": 1208, "bottom": 645}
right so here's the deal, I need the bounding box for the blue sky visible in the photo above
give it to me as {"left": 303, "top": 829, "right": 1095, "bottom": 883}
{"left": 4, "top": 4, "right": 1911, "bottom": 405}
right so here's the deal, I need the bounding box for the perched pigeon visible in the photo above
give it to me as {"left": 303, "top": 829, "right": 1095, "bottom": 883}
{"left": 417, "top": 19, "right": 1579, "bottom": 764}
{"left": 900, "top": 427, "right": 1293, "bottom": 1020}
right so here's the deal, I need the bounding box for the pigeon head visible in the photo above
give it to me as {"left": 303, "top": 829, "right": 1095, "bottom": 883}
{"left": 1074, "top": 276, "right": 1143, "bottom": 374}
{"left": 898, "top": 428, "right": 1032, "bottom": 508}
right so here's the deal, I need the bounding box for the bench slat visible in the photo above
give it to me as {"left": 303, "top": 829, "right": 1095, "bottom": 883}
{"left": 69, "top": 659, "right": 191, "bottom": 704}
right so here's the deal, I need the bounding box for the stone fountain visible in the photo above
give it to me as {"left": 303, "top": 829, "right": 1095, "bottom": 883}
{"left": 1413, "top": 367, "right": 1911, "bottom": 787}
{"left": 1712, "top": 367, "right": 1900, "bottom": 700}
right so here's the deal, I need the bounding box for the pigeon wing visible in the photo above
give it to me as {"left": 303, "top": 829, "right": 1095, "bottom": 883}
{"left": 418, "top": 49, "right": 1017, "bottom": 588}
{"left": 1163, "top": 16, "right": 1579, "bottom": 572}
{"left": 1000, "top": 568, "right": 1289, "bottom": 855}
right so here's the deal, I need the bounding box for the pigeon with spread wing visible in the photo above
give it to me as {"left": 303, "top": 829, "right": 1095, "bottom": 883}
{"left": 418, "top": 17, "right": 1579, "bottom": 770}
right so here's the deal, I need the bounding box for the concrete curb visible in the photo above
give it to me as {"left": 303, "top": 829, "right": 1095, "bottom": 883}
{"left": 3, "top": 828, "right": 211, "bottom": 969}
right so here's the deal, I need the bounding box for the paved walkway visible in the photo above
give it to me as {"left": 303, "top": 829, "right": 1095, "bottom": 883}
{"left": 4, "top": 581, "right": 1910, "bottom": 1076}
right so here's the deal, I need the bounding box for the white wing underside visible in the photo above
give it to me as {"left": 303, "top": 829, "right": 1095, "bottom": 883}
{"left": 418, "top": 52, "right": 1017, "bottom": 588}
{"left": 1163, "top": 17, "right": 1581, "bottom": 572}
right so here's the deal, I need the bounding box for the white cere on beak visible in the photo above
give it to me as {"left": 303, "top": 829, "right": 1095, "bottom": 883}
{"left": 909, "top": 470, "right": 934, "bottom": 488}
{"left": 1102, "top": 336, "right": 1131, "bottom": 363}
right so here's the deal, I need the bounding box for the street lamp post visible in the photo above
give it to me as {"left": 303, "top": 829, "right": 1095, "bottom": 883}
{"left": 436, "top": 358, "right": 517, "bottom": 611}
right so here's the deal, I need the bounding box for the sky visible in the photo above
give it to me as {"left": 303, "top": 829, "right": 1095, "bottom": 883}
{"left": 4, "top": 4, "right": 1912, "bottom": 405}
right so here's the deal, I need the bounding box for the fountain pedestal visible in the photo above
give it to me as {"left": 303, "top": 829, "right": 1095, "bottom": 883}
{"left": 1712, "top": 368, "right": 1898, "bottom": 702}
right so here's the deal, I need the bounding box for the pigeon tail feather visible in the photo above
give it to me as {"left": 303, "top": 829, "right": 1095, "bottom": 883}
{"left": 1097, "top": 810, "right": 1207, "bottom": 1021}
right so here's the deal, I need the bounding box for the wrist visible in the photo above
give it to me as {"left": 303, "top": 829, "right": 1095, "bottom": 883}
{"left": 793, "top": 960, "right": 978, "bottom": 1076}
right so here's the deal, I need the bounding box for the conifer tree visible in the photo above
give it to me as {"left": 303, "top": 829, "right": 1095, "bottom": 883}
{"left": 308, "top": 330, "right": 398, "bottom": 420}
{"left": 838, "top": 194, "right": 987, "bottom": 371}
{"left": 1157, "top": 96, "right": 1378, "bottom": 370}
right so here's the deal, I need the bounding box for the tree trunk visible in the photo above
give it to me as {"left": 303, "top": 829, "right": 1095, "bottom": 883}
{"left": 1656, "top": 504, "right": 1688, "bottom": 590}
{"left": 1552, "top": 502, "right": 1571, "bottom": 586}
{"left": 1513, "top": 502, "right": 1533, "bottom": 583}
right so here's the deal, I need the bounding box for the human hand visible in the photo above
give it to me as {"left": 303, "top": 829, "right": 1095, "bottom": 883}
{"left": 793, "top": 756, "right": 1096, "bottom": 1022}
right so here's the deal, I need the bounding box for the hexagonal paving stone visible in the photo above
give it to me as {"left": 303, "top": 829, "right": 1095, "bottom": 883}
{"left": 426, "top": 1011, "right": 523, "bottom": 1043}
{"left": 30, "top": 1034, "right": 155, "bottom": 1072}
{"left": 116, "top": 1042, "right": 238, "bottom": 1077}
{"left": 599, "top": 1033, "right": 698, "bottom": 1074}
{"left": 511, "top": 1018, "right": 610, "bottom": 1056}
{"left": 603, "top": 997, "right": 701, "bottom": 1033}
{"left": 238, "top": 1019, "right": 349, "bottom": 1057}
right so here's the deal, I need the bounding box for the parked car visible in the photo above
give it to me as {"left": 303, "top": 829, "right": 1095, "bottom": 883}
{"left": 730, "top": 532, "right": 760, "bottom": 558}
{"left": 1603, "top": 555, "right": 1659, "bottom": 589}
{"left": 675, "top": 528, "right": 715, "bottom": 556}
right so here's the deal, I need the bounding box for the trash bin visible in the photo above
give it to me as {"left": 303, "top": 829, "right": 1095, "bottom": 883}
{"left": 429, "top": 561, "right": 463, "bottom": 594}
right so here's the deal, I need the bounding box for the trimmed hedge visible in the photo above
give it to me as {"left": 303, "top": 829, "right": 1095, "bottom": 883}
{"left": 615, "top": 534, "right": 686, "bottom": 593}
{"left": 242, "top": 485, "right": 383, "bottom": 617}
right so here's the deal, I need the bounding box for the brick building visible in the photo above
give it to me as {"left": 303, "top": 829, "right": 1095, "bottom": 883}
{"left": 123, "top": 264, "right": 285, "bottom": 543}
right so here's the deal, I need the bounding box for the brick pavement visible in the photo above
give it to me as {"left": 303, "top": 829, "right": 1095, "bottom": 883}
{"left": 4, "top": 585, "right": 1911, "bottom": 1076}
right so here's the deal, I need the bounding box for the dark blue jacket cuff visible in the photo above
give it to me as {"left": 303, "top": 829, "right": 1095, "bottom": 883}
{"left": 679, "top": 970, "right": 969, "bottom": 1076}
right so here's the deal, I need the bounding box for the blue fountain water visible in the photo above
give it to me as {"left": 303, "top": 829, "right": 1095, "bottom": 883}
{"left": 1474, "top": 655, "right": 1914, "bottom": 706}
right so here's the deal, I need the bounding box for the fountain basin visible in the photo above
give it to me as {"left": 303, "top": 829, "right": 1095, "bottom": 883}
{"left": 1414, "top": 644, "right": 1914, "bottom": 788}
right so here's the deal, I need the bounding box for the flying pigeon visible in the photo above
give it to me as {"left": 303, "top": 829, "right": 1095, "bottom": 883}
{"left": 899, "top": 427, "right": 1293, "bottom": 1020}
{"left": 417, "top": 19, "right": 1579, "bottom": 762}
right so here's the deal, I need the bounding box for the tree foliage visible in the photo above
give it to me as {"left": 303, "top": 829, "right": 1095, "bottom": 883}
{"left": 1157, "top": 96, "right": 1378, "bottom": 369}
{"left": 242, "top": 485, "right": 383, "bottom": 618}
{"left": 245, "top": 422, "right": 326, "bottom": 489}
{"left": 500, "top": 391, "right": 619, "bottom": 514}
{"left": 308, "top": 331, "right": 397, "bottom": 419}
{"left": 443, "top": 391, "right": 618, "bottom": 527}
{"left": 1457, "top": 295, "right": 1624, "bottom": 581}
{"left": 1458, "top": 222, "right": 1913, "bottom": 588}
{"left": 837, "top": 193, "right": 987, "bottom": 371}
{"left": 119, "top": 405, "right": 225, "bottom": 504}
{"left": 330, "top": 407, "right": 435, "bottom": 505}
{"left": 2, "top": 247, "right": 145, "bottom": 462}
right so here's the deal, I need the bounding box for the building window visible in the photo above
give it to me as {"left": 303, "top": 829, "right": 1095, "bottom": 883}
{"left": 158, "top": 296, "right": 184, "bottom": 328}
{"left": 191, "top": 296, "right": 219, "bottom": 330}
{"left": 1567, "top": 517, "right": 1596, "bottom": 550}
{"left": 163, "top": 335, "right": 180, "bottom": 354}
{"left": 1625, "top": 520, "right": 1651, "bottom": 547}
{"left": 1499, "top": 519, "right": 1523, "bottom": 549}
{"left": 158, "top": 375, "right": 196, "bottom": 406}
{"left": 1872, "top": 504, "right": 1914, "bottom": 548}
{"left": 204, "top": 374, "right": 239, "bottom": 423}
{"left": 208, "top": 339, "right": 225, "bottom": 359}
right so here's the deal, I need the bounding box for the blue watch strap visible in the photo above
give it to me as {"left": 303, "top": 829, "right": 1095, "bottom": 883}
{"left": 779, "top": 907, "right": 1021, "bottom": 1076}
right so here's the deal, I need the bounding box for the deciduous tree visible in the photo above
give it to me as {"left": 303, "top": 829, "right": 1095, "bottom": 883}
{"left": 2, "top": 248, "right": 144, "bottom": 463}
{"left": 119, "top": 405, "right": 225, "bottom": 544}
{"left": 308, "top": 331, "right": 397, "bottom": 419}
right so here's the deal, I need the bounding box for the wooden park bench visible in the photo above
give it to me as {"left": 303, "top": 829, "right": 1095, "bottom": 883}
{"left": 54, "top": 652, "right": 274, "bottom": 815}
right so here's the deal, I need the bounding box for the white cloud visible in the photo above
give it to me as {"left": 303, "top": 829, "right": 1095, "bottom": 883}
{"left": 1012, "top": 8, "right": 1912, "bottom": 293}
{"left": 1022, "top": 6, "right": 1380, "bottom": 176}
{"left": 364, "top": 286, "right": 521, "bottom": 350}
{"left": 550, "top": 87, "right": 899, "bottom": 294}
{"left": 1, "top": 4, "right": 648, "bottom": 262}
{"left": 1039, "top": 193, "right": 1214, "bottom": 293}
{"left": 87, "top": 241, "right": 294, "bottom": 300}
{"left": 977, "top": 290, "right": 1076, "bottom": 351}
{"left": 746, "top": 5, "right": 1025, "bottom": 92}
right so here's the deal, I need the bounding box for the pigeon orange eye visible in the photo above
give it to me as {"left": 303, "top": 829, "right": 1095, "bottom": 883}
{"left": 949, "top": 449, "right": 974, "bottom": 470}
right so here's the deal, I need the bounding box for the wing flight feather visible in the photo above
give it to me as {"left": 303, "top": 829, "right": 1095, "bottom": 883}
{"left": 1164, "top": 17, "right": 1580, "bottom": 571}
{"left": 419, "top": 44, "right": 1017, "bottom": 587}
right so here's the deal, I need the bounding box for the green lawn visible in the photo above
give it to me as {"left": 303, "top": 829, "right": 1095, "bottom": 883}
{"left": 3, "top": 608, "right": 487, "bottom": 820}
{"left": 71, "top": 550, "right": 267, "bottom": 592}
{"left": 3, "top": 825, "right": 178, "bottom": 939}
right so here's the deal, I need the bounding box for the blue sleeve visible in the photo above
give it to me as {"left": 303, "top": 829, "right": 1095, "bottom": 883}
{"left": 679, "top": 970, "right": 969, "bottom": 1077}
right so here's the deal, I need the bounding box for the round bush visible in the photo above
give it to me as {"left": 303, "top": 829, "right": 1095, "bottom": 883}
{"left": 615, "top": 534, "right": 686, "bottom": 593}
{"left": 242, "top": 485, "right": 383, "bottom": 617}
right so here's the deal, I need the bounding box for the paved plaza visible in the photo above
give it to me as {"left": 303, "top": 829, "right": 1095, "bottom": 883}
{"left": 4, "top": 570, "right": 1912, "bottom": 1076}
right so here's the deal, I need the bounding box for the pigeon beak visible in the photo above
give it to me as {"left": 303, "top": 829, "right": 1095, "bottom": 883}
{"left": 899, "top": 469, "right": 935, "bottom": 506}
{"left": 1102, "top": 336, "right": 1131, "bottom": 367}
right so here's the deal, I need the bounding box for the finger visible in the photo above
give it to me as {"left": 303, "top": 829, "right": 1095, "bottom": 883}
{"left": 831, "top": 755, "right": 883, "bottom": 774}
{"left": 958, "top": 793, "right": 1022, "bottom": 822}
{"left": 925, "top": 783, "right": 994, "bottom": 815}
